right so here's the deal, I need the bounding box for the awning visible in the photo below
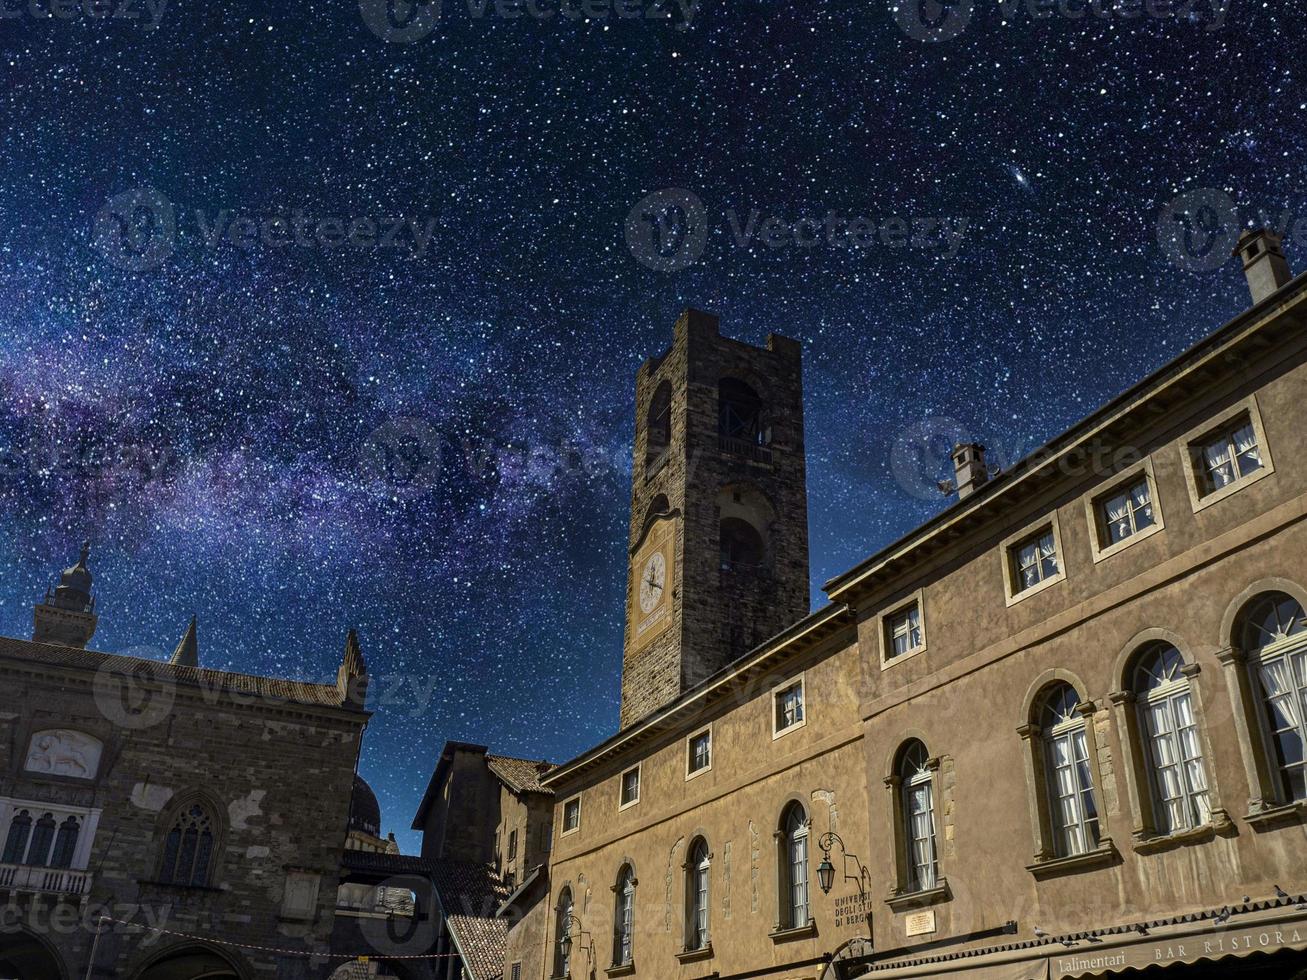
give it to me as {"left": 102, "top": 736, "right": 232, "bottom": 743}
{"left": 1051, "top": 905, "right": 1307, "bottom": 978}
{"left": 845, "top": 903, "right": 1307, "bottom": 979}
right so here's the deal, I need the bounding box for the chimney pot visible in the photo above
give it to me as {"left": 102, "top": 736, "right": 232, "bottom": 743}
{"left": 951, "top": 443, "right": 989, "bottom": 499}
{"left": 1235, "top": 228, "right": 1292, "bottom": 305}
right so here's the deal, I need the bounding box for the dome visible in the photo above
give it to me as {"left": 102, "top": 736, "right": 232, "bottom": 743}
{"left": 51, "top": 541, "right": 94, "bottom": 612}
{"left": 349, "top": 774, "right": 381, "bottom": 838}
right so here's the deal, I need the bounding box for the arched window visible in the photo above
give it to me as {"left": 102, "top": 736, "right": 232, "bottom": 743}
{"left": 1039, "top": 684, "right": 1100, "bottom": 857}
{"left": 685, "top": 839, "right": 710, "bottom": 951}
{"left": 27, "top": 813, "right": 56, "bottom": 867}
{"left": 719, "top": 517, "right": 766, "bottom": 573}
{"left": 718, "top": 378, "right": 770, "bottom": 455}
{"left": 613, "top": 866, "right": 635, "bottom": 966}
{"left": 554, "top": 887, "right": 573, "bottom": 978}
{"left": 899, "top": 741, "right": 938, "bottom": 892}
{"left": 50, "top": 816, "right": 81, "bottom": 869}
{"left": 779, "top": 804, "right": 809, "bottom": 930}
{"left": 646, "top": 381, "right": 672, "bottom": 469}
{"left": 1132, "top": 644, "right": 1211, "bottom": 833}
{"left": 1244, "top": 592, "right": 1307, "bottom": 802}
{"left": 2, "top": 810, "right": 32, "bottom": 864}
{"left": 160, "top": 803, "right": 216, "bottom": 886}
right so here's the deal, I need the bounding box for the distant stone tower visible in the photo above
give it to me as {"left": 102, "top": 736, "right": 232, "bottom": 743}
{"left": 33, "top": 540, "right": 99, "bottom": 649}
{"left": 620, "top": 310, "right": 810, "bottom": 728}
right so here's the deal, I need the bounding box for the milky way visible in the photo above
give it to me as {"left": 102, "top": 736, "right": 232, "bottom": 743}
{"left": 0, "top": 0, "right": 1303, "bottom": 847}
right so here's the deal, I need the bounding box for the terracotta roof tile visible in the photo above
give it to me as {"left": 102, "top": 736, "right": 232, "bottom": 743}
{"left": 431, "top": 861, "right": 512, "bottom": 980}
{"left": 486, "top": 754, "right": 555, "bottom": 795}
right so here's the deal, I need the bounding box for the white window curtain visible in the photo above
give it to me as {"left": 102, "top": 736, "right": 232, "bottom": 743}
{"left": 1259, "top": 653, "right": 1307, "bottom": 800}
{"left": 1233, "top": 422, "right": 1262, "bottom": 475}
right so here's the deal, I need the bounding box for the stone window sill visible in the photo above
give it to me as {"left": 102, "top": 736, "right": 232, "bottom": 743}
{"left": 605, "top": 961, "right": 636, "bottom": 977}
{"left": 1025, "top": 841, "right": 1117, "bottom": 880}
{"left": 1132, "top": 811, "right": 1235, "bottom": 854}
{"left": 886, "top": 880, "right": 949, "bottom": 912}
{"left": 769, "top": 920, "right": 817, "bottom": 944}
{"left": 1245, "top": 799, "right": 1306, "bottom": 828}
{"left": 674, "top": 943, "right": 713, "bottom": 963}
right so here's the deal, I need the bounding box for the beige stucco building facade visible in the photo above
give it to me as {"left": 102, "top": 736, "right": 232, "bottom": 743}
{"left": 525, "top": 230, "right": 1307, "bottom": 980}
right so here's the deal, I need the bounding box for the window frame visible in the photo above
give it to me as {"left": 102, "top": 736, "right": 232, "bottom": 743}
{"left": 899, "top": 743, "right": 940, "bottom": 893}
{"left": 0, "top": 799, "right": 101, "bottom": 873}
{"left": 1179, "top": 396, "right": 1274, "bottom": 513}
{"left": 560, "top": 795, "right": 582, "bottom": 838}
{"left": 771, "top": 674, "right": 807, "bottom": 739}
{"left": 684, "top": 838, "right": 712, "bottom": 952}
{"left": 776, "top": 802, "right": 810, "bottom": 931}
{"left": 685, "top": 726, "right": 713, "bottom": 781}
{"left": 877, "top": 589, "right": 928, "bottom": 669}
{"left": 1085, "top": 457, "right": 1166, "bottom": 563}
{"left": 619, "top": 764, "right": 642, "bottom": 811}
{"left": 613, "top": 865, "right": 636, "bottom": 967}
{"left": 1132, "top": 647, "right": 1213, "bottom": 836}
{"left": 1000, "top": 514, "right": 1066, "bottom": 607}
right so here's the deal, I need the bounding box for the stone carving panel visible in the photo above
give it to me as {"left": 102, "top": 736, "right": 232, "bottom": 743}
{"left": 24, "top": 729, "right": 103, "bottom": 779}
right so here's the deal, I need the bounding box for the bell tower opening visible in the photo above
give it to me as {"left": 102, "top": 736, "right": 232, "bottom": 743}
{"left": 619, "top": 309, "right": 809, "bottom": 728}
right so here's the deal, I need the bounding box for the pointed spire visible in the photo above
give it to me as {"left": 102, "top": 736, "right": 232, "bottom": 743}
{"left": 337, "top": 629, "right": 369, "bottom": 710}
{"left": 170, "top": 615, "right": 199, "bottom": 668}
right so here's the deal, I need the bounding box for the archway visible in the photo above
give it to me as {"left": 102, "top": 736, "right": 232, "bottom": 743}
{"left": 0, "top": 928, "right": 68, "bottom": 980}
{"left": 135, "top": 943, "right": 243, "bottom": 980}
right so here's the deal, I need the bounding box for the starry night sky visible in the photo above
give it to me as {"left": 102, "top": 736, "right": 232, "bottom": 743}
{"left": 1, "top": 0, "right": 1304, "bottom": 850}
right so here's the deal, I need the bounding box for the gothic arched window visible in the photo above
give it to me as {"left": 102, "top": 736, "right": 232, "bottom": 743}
{"left": 1039, "top": 684, "right": 1100, "bottom": 857}
{"left": 1132, "top": 644, "right": 1211, "bottom": 833}
{"left": 779, "top": 803, "right": 809, "bottom": 930}
{"left": 27, "top": 813, "right": 56, "bottom": 867}
{"left": 50, "top": 815, "right": 81, "bottom": 869}
{"left": 160, "top": 803, "right": 217, "bottom": 886}
{"left": 685, "top": 839, "right": 710, "bottom": 951}
{"left": 613, "top": 865, "right": 636, "bottom": 966}
{"left": 2, "top": 810, "right": 32, "bottom": 864}
{"left": 1243, "top": 592, "right": 1307, "bottom": 802}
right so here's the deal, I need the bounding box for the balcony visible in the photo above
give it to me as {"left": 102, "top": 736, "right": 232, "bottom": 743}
{"left": 718, "top": 435, "right": 773, "bottom": 465}
{"left": 0, "top": 862, "right": 92, "bottom": 896}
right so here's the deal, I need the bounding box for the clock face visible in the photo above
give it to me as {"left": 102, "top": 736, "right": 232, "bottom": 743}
{"left": 639, "top": 552, "right": 667, "bottom": 614}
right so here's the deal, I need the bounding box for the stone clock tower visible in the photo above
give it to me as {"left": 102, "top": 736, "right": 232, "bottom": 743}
{"left": 620, "top": 309, "right": 810, "bottom": 728}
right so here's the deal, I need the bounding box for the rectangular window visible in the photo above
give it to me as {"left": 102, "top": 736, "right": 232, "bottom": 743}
{"left": 773, "top": 679, "right": 805, "bottom": 736}
{"left": 561, "top": 797, "right": 580, "bottom": 835}
{"left": 887, "top": 604, "right": 924, "bottom": 659}
{"left": 1194, "top": 415, "right": 1264, "bottom": 497}
{"left": 1099, "top": 476, "right": 1155, "bottom": 546}
{"left": 507, "top": 829, "right": 517, "bottom": 860}
{"left": 510, "top": 963, "right": 522, "bottom": 980}
{"left": 620, "top": 766, "right": 641, "bottom": 808}
{"left": 1010, "top": 527, "right": 1059, "bottom": 596}
{"left": 687, "top": 729, "right": 712, "bottom": 777}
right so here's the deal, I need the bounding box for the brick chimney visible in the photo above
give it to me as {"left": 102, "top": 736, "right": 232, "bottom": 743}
{"left": 951, "top": 443, "right": 989, "bottom": 500}
{"left": 1234, "top": 228, "right": 1292, "bottom": 305}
